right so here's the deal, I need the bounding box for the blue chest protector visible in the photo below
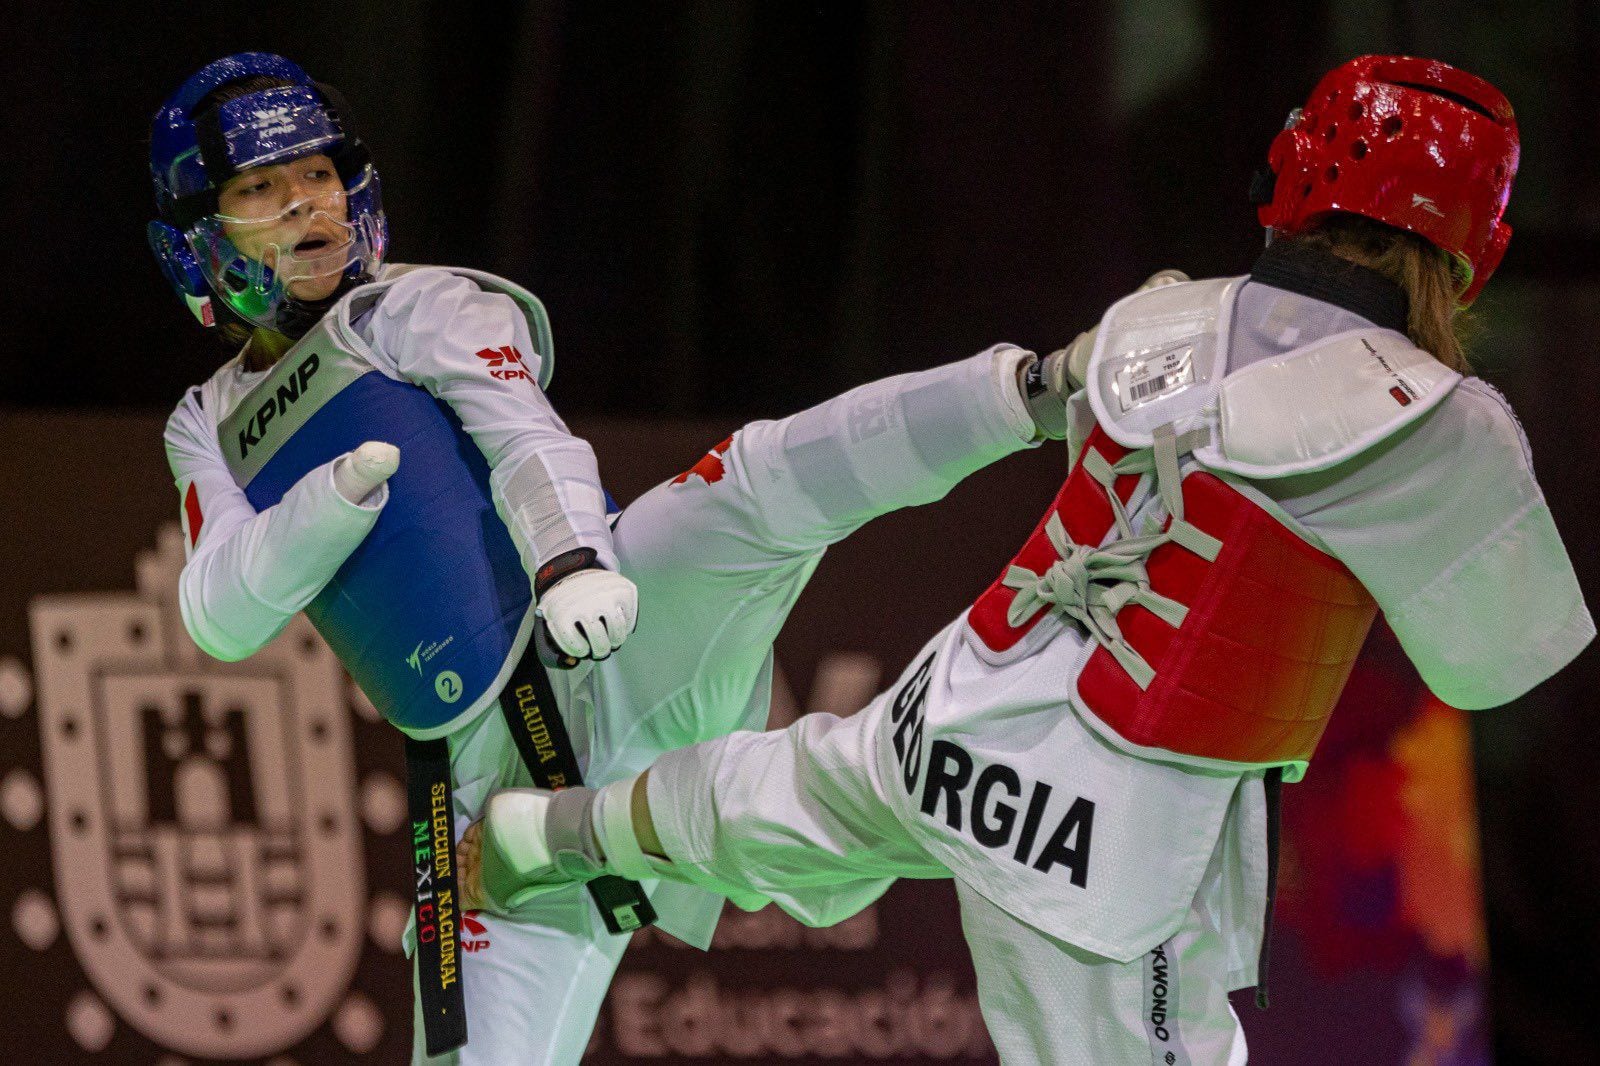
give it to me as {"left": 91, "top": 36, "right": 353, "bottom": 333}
{"left": 219, "top": 266, "right": 576, "bottom": 737}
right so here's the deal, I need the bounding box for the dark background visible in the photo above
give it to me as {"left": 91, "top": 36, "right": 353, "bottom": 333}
{"left": 3, "top": 1, "right": 1597, "bottom": 1060}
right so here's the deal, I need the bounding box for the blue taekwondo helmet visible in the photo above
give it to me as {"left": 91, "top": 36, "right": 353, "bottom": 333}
{"left": 148, "top": 53, "right": 387, "bottom": 337}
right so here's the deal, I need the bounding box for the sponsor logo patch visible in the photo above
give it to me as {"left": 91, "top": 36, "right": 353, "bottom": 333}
{"left": 235, "top": 351, "right": 320, "bottom": 460}
{"left": 250, "top": 104, "right": 298, "bottom": 139}
{"left": 475, "top": 345, "right": 531, "bottom": 382}
{"left": 462, "top": 911, "right": 491, "bottom": 953}
{"left": 1361, "top": 337, "right": 1420, "bottom": 406}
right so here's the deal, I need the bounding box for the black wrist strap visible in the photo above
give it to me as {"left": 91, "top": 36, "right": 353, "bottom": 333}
{"left": 535, "top": 546, "right": 599, "bottom": 598}
{"left": 534, "top": 547, "right": 601, "bottom": 670}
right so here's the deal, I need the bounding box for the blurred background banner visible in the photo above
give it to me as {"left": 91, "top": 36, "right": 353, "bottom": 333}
{"left": 2, "top": 0, "right": 1595, "bottom": 1062}
{"left": 1, "top": 413, "right": 1489, "bottom": 1063}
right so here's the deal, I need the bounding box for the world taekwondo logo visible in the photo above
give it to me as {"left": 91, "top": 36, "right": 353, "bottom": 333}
{"left": 404, "top": 635, "right": 460, "bottom": 703}
{"left": 3, "top": 525, "right": 401, "bottom": 1058}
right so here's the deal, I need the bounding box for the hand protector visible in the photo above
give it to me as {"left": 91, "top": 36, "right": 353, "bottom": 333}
{"left": 331, "top": 441, "right": 399, "bottom": 505}
{"left": 537, "top": 568, "right": 638, "bottom": 660}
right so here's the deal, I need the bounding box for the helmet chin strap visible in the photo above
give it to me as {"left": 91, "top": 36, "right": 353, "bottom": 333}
{"left": 233, "top": 268, "right": 373, "bottom": 364}
{"left": 273, "top": 268, "right": 372, "bottom": 340}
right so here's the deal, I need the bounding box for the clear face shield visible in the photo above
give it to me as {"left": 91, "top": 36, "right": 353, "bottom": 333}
{"left": 175, "top": 90, "right": 385, "bottom": 330}
{"left": 187, "top": 163, "right": 383, "bottom": 326}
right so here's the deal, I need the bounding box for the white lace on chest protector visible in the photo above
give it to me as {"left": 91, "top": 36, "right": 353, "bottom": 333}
{"left": 1084, "top": 277, "right": 1461, "bottom": 479}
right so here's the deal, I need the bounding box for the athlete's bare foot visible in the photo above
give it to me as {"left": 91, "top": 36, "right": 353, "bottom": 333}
{"left": 457, "top": 818, "right": 485, "bottom": 912}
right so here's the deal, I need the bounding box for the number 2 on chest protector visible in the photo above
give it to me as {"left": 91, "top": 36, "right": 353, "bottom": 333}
{"left": 1116, "top": 344, "right": 1195, "bottom": 412}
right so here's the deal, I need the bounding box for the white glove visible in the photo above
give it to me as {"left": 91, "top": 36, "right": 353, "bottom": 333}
{"left": 332, "top": 441, "right": 399, "bottom": 505}
{"left": 537, "top": 568, "right": 638, "bottom": 660}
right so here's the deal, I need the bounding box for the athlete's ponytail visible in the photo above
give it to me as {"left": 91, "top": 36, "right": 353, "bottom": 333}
{"left": 1291, "top": 214, "right": 1474, "bottom": 374}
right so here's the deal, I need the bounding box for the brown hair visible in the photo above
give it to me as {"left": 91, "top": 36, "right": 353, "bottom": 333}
{"left": 191, "top": 75, "right": 299, "bottom": 365}
{"left": 1290, "top": 214, "right": 1474, "bottom": 374}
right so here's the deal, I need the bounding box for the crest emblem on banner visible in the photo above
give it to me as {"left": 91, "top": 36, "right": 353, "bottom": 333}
{"left": 28, "top": 526, "right": 367, "bottom": 1058}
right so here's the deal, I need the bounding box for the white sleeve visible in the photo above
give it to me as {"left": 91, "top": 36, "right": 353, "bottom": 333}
{"left": 1257, "top": 378, "right": 1594, "bottom": 710}
{"left": 362, "top": 269, "right": 615, "bottom": 577}
{"left": 165, "top": 389, "right": 388, "bottom": 662}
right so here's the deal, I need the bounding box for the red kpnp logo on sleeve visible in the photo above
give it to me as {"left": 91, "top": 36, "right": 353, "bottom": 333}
{"left": 182, "top": 482, "right": 205, "bottom": 549}
{"left": 671, "top": 436, "right": 734, "bottom": 487}
{"left": 475, "top": 345, "right": 531, "bottom": 382}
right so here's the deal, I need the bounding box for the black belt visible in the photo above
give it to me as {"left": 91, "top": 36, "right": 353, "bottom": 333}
{"left": 407, "top": 735, "right": 467, "bottom": 1056}
{"left": 1254, "top": 766, "right": 1283, "bottom": 1010}
{"left": 406, "top": 632, "right": 657, "bottom": 1057}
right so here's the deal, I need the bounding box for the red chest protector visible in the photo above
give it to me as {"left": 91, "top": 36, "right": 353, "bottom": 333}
{"left": 968, "top": 426, "right": 1377, "bottom": 771}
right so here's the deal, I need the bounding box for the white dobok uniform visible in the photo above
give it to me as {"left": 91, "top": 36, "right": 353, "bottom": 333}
{"left": 165, "top": 264, "right": 1040, "bottom": 1064}
{"left": 636, "top": 271, "right": 1594, "bottom": 1064}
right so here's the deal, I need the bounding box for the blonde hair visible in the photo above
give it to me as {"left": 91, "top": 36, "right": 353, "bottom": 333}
{"left": 1291, "top": 215, "right": 1474, "bottom": 374}
{"left": 240, "top": 328, "right": 295, "bottom": 371}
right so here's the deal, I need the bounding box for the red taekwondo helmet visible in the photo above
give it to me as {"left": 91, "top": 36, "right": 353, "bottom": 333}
{"left": 1254, "top": 55, "right": 1519, "bottom": 305}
